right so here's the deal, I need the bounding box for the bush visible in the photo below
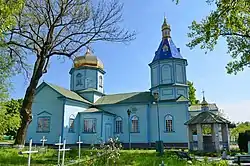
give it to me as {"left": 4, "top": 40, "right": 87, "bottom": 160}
{"left": 89, "top": 137, "right": 122, "bottom": 166}
{"left": 238, "top": 130, "right": 250, "bottom": 152}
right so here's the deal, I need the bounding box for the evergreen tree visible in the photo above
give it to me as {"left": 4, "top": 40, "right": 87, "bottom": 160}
{"left": 188, "top": 81, "right": 199, "bottom": 105}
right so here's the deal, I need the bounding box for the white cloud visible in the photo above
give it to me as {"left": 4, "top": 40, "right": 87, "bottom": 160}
{"left": 218, "top": 100, "right": 250, "bottom": 123}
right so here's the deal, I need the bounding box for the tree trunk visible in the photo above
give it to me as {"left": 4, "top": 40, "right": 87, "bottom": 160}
{"left": 14, "top": 57, "right": 46, "bottom": 145}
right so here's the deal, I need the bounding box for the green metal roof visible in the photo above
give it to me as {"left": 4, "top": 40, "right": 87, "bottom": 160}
{"left": 94, "top": 92, "right": 153, "bottom": 105}
{"left": 185, "top": 111, "right": 230, "bottom": 125}
{"left": 77, "top": 88, "right": 103, "bottom": 94}
{"left": 45, "top": 82, "right": 92, "bottom": 104}
{"left": 189, "top": 104, "right": 218, "bottom": 112}
{"left": 81, "top": 107, "right": 115, "bottom": 115}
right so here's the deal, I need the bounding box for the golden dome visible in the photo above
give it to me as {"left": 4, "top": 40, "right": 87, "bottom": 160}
{"left": 73, "top": 48, "right": 104, "bottom": 70}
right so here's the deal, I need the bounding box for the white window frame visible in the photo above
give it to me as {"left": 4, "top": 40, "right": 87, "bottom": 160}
{"left": 115, "top": 117, "right": 122, "bottom": 133}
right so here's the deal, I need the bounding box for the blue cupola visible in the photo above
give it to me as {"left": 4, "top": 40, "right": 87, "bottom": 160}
{"left": 152, "top": 17, "right": 183, "bottom": 63}
{"left": 149, "top": 17, "right": 188, "bottom": 101}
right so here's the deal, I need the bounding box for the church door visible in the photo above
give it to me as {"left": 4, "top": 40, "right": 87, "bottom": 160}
{"left": 105, "top": 123, "right": 112, "bottom": 142}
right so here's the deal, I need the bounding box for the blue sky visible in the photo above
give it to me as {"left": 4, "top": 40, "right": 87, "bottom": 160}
{"left": 10, "top": 0, "right": 250, "bottom": 122}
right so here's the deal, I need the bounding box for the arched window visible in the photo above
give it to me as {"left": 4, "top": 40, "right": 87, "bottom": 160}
{"left": 69, "top": 115, "right": 75, "bottom": 133}
{"left": 76, "top": 73, "right": 82, "bottom": 86}
{"left": 165, "top": 115, "right": 174, "bottom": 132}
{"left": 99, "top": 75, "right": 103, "bottom": 87}
{"left": 115, "top": 117, "right": 122, "bottom": 133}
{"left": 131, "top": 116, "right": 139, "bottom": 133}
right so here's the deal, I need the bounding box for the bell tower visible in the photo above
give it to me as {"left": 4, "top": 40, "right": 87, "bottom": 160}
{"left": 69, "top": 48, "right": 105, "bottom": 103}
{"left": 149, "top": 17, "right": 188, "bottom": 101}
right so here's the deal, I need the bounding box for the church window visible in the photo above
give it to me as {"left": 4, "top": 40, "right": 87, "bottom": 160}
{"left": 37, "top": 116, "right": 51, "bottom": 133}
{"left": 131, "top": 116, "right": 139, "bottom": 133}
{"left": 115, "top": 117, "right": 122, "bottom": 133}
{"left": 76, "top": 73, "right": 83, "bottom": 86}
{"left": 83, "top": 119, "right": 96, "bottom": 133}
{"left": 68, "top": 115, "right": 75, "bottom": 133}
{"left": 99, "top": 75, "right": 103, "bottom": 88}
{"left": 165, "top": 115, "right": 174, "bottom": 132}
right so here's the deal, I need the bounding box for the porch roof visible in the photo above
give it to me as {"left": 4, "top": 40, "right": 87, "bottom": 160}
{"left": 185, "top": 111, "right": 230, "bottom": 125}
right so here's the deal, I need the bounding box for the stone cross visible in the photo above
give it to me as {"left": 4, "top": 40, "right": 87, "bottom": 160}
{"left": 40, "top": 136, "right": 47, "bottom": 147}
{"left": 55, "top": 136, "right": 63, "bottom": 166}
{"left": 59, "top": 139, "right": 70, "bottom": 166}
{"left": 22, "top": 139, "right": 38, "bottom": 166}
{"left": 76, "top": 135, "right": 83, "bottom": 161}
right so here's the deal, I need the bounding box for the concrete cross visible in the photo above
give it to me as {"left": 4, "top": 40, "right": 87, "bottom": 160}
{"left": 22, "top": 139, "right": 38, "bottom": 166}
{"left": 59, "top": 139, "right": 71, "bottom": 166}
{"left": 40, "top": 136, "right": 47, "bottom": 147}
{"left": 76, "top": 135, "right": 83, "bottom": 161}
{"left": 159, "top": 161, "right": 165, "bottom": 166}
{"left": 55, "top": 136, "right": 63, "bottom": 166}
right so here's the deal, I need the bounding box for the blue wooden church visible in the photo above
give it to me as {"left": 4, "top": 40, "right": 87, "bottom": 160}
{"left": 26, "top": 17, "right": 219, "bottom": 148}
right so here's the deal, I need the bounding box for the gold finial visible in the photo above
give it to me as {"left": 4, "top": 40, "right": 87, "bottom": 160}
{"left": 202, "top": 90, "right": 205, "bottom": 100}
{"left": 201, "top": 89, "right": 208, "bottom": 106}
{"left": 161, "top": 15, "right": 171, "bottom": 38}
{"left": 85, "top": 45, "right": 92, "bottom": 56}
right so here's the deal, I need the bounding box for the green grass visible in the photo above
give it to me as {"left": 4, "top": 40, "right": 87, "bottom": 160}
{"left": 0, "top": 147, "right": 229, "bottom": 166}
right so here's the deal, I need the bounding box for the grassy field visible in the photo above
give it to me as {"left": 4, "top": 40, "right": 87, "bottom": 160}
{"left": 0, "top": 147, "right": 229, "bottom": 166}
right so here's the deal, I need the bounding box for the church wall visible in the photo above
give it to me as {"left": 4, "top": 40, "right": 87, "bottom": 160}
{"left": 63, "top": 100, "right": 89, "bottom": 144}
{"left": 176, "top": 87, "right": 188, "bottom": 98}
{"left": 99, "top": 104, "right": 149, "bottom": 143}
{"left": 94, "top": 93, "right": 102, "bottom": 103}
{"left": 79, "top": 113, "right": 102, "bottom": 144}
{"left": 72, "top": 69, "right": 98, "bottom": 91}
{"left": 26, "top": 85, "right": 64, "bottom": 144}
{"left": 149, "top": 102, "right": 189, "bottom": 143}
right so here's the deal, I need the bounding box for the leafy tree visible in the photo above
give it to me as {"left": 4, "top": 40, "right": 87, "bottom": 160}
{"left": 0, "top": 0, "right": 24, "bottom": 36}
{"left": 4, "top": 99, "right": 23, "bottom": 138}
{"left": 0, "top": 99, "right": 22, "bottom": 139}
{"left": 187, "top": 81, "right": 199, "bottom": 105}
{"left": 231, "top": 122, "right": 250, "bottom": 140}
{"left": 173, "top": 0, "right": 250, "bottom": 74}
{"left": 2, "top": 0, "right": 135, "bottom": 145}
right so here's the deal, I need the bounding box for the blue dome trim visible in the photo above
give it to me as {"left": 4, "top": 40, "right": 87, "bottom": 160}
{"left": 152, "top": 38, "right": 183, "bottom": 62}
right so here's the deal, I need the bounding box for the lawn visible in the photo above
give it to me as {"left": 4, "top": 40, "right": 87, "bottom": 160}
{"left": 0, "top": 147, "right": 229, "bottom": 166}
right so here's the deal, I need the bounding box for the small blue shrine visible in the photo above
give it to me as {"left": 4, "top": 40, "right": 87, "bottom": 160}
{"left": 26, "top": 17, "right": 219, "bottom": 148}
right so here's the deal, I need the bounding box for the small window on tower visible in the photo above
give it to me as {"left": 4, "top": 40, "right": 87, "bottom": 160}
{"left": 99, "top": 75, "right": 103, "bottom": 88}
{"left": 76, "top": 73, "right": 83, "bottom": 86}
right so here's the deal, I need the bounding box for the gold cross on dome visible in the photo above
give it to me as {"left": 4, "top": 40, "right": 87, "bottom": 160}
{"left": 162, "top": 44, "right": 168, "bottom": 52}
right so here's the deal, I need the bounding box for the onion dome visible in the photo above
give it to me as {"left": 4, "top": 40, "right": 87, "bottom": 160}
{"left": 73, "top": 48, "right": 104, "bottom": 70}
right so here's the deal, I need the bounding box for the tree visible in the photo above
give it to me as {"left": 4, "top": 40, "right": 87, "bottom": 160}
{"left": 0, "top": 0, "right": 24, "bottom": 36}
{"left": 0, "top": 99, "right": 22, "bottom": 139}
{"left": 2, "top": 0, "right": 135, "bottom": 145}
{"left": 231, "top": 122, "right": 250, "bottom": 140}
{"left": 173, "top": 0, "right": 250, "bottom": 74}
{"left": 4, "top": 99, "right": 23, "bottom": 138}
{"left": 187, "top": 81, "right": 199, "bottom": 105}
